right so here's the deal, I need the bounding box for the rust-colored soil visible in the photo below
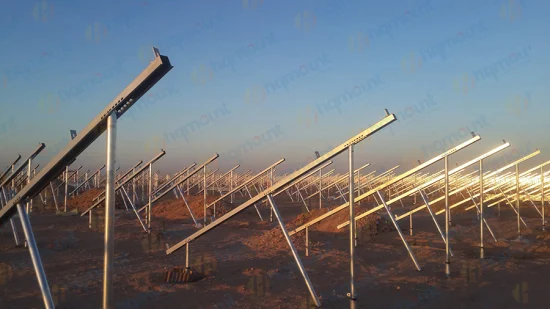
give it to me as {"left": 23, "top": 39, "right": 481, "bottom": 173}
{"left": 1, "top": 192, "right": 550, "bottom": 309}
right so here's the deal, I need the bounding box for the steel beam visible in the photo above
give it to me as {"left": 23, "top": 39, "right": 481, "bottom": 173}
{"left": 166, "top": 111, "right": 397, "bottom": 254}
{"left": 0, "top": 48, "right": 172, "bottom": 225}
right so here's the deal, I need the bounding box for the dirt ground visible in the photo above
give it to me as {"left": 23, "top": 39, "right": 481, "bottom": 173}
{"left": 1, "top": 191, "right": 549, "bottom": 308}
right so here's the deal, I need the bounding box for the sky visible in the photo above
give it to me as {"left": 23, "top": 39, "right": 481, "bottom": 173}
{"left": 0, "top": 0, "right": 549, "bottom": 178}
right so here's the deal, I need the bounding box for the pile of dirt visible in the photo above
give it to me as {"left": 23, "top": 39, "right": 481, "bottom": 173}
{"left": 243, "top": 206, "right": 393, "bottom": 253}
{"left": 152, "top": 195, "right": 233, "bottom": 220}
{"left": 240, "top": 207, "right": 327, "bottom": 252}
{"left": 242, "top": 224, "right": 288, "bottom": 253}
{"left": 287, "top": 207, "right": 330, "bottom": 230}
{"left": 67, "top": 188, "right": 126, "bottom": 213}
{"left": 67, "top": 189, "right": 104, "bottom": 212}
{"left": 314, "top": 205, "right": 393, "bottom": 235}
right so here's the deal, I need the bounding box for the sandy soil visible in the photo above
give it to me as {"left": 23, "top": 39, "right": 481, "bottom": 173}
{"left": 1, "top": 191, "right": 549, "bottom": 308}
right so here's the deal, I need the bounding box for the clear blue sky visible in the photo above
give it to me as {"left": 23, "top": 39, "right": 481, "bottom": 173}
{"left": 1, "top": 0, "right": 549, "bottom": 176}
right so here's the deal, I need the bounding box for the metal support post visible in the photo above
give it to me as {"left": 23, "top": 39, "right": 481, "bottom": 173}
{"left": 17, "top": 203, "right": 55, "bottom": 309}
{"left": 102, "top": 111, "right": 117, "bottom": 309}
{"left": 480, "top": 159, "right": 484, "bottom": 258}
{"left": 445, "top": 155, "right": 451, "bottom": 277}
{"left": 266, "top": 194, "right": 321, "bottom": 307}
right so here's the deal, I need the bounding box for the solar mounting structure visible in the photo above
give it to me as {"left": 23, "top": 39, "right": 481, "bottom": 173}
{"left": 0, "top": 47, "right": 172, "bottom": 309}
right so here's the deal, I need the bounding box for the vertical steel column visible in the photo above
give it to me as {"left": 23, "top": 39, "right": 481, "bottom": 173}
{"left": 480, "top": 159, "right": 484, "bottom": 259}
{"left": 413, "top": 174, "right": 417, "bottom": 204}
{"left": 132, "top": 169, "right": 136, "bottom": 208}
{"left": 319, "top": 168, "right": 322, "bottom": 209}
{"left": 148, "top": 164, "right": 152, "bottom": 232}
{"left": 142, "top": 174, "right": 145, "bottom": 203}
{"left": 43, "top": 183, "right": 47, "bottom": 206}
{"left": 75, "top": 170, "right": 79, "bottom": 196}
{"left": 31, "top": 167, "right": 36, "bottom": 210}
{"left": 356, "top": 169, "right": 360, "bottom": 205}
{"left": 445, "top": 155, "right": 450, "bottom": 277}
{"left": 16, "top": 203, "right": 55, "bottom": 309}
{"left": 103, "top": 111, "right": 117, "bottom": 309}
{"left": 270, "top": 168, "right": 274, "bottom": 222}
{"left": 11, "top": 164, "right": 15, "bottom": 194}
{"left": 305, "top": 226, "right": 309, "bottom": 256}
{"left": 187, "top": 168, "right": 190, "bottom": 196}
{"left": 64, "top": 165, "right": 69, "bottom": 212}
{"left": 542, "top": 167, "right": 545, "bottom": 231}
{"left": 266, "top": 195, "right": 321, "bottom": 307}
{"left": 230, "top": 170, "right": 234, "bottom": 204}
{"left": 26, "top": 158, "right": 32, "bottom": 214}
{"left": 50, "top": 183, "right": 58, "bottom": 211}
{"left": 419, "top": 190, "right": 453, "bottom": 256}
{"left": 1, "top": 188, "right": 20, "bottom": 246}
{"left": 203, "top": 165, "right": 207, "bottom": 224}
{"left": 516, "top": 163, "right": 521, "bottom": 240}
{"left": 377, "top": 191, "right": 421, "bottom": 270}
{"left": 348, "top": 145, "right": 356, "bottom": 301}
{"left": 409, "top": 213, "right": 413, "bottom": 236}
